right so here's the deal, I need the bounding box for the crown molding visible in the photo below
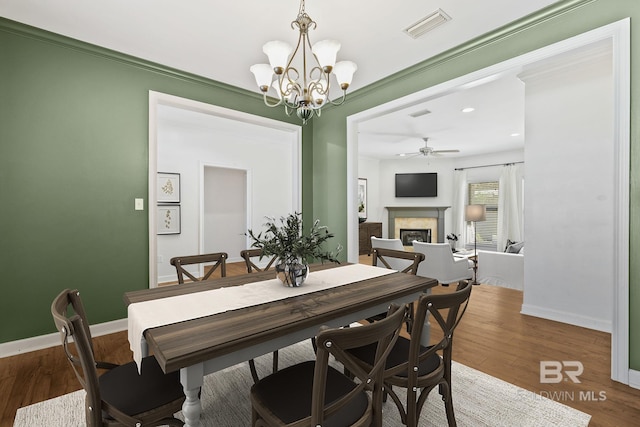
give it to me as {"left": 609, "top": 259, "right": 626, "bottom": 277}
{"left": 0, "top": 16, "right": 262, "bottom": 101}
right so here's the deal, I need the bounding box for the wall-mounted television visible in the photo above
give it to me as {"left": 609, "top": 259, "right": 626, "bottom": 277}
{"left": 395, "top": 173, "right": 437, "bottom": 197}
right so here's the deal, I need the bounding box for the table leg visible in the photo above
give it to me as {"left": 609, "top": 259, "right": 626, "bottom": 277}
{"left": 180, "top": 364, "right": 204, "bottom": 427}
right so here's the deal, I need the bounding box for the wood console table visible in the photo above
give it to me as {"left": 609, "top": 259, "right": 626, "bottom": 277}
{"left": 359, "top": 222, "right": 382, "bottom": 255}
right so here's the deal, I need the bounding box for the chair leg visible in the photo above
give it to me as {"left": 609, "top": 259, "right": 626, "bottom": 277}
{"left": 440, "top": 381, "right": 456, "bottom": 427}
{"left": 249, "top": 351, "right": 280, "bottom": 384}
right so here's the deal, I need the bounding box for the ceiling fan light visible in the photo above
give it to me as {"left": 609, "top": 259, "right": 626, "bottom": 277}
{"left": 312, "top": 40, "right": 341, "bottom": 70}
{"left": 250, "top": 64, "right": 274, "bottom": 91}
{"left": 263, "top": 41, "right": 293, "bottom": 72}
{"left": 333, "top": 61, "right": 357, "bottom": 89}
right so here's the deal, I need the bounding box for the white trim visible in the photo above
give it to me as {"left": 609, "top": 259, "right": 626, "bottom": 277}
{"left": 0, "top": 319, "right": 127, "bottom": 358}
{"left": 520, "top": 304, "right": 612, "bottom": 333}
{"left": 148, "top": 91, "right": 302, "bottom": 288}
{"left": 346, "top": 19, "right": 630, "bottom": 383}
{"left": 628, "top": 369, "right": 640, "bottom": 389}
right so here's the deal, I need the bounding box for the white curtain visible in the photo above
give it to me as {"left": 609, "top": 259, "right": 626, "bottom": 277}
{"left": 451, "top": 169, "right": 468, "bottom": 248}
{"left": 497, "top": 163, "right": 524, "bottom": 251}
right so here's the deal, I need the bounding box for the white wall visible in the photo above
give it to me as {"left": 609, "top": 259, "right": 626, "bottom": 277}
{"left": 157, "top": 106, "right": 299, "bottom": 283}
{"left": 520, "top": 44, "right": 613, "bottom": 332}
{"left": 359, "top": 150, "right": 524, "bottom": 239}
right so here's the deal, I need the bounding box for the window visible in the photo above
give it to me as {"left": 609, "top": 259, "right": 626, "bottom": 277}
{"left": 467, "top": 182, "right": 498, "bottom": 250}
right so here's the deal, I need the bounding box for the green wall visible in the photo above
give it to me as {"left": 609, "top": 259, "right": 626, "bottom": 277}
{"left": 0, "top": 19, "right": 303, "bottom": 343}
{"left": 2, "top": 0, "right": 639, "bottom": 372}
{"left": 311, "top": 0, "right": 640, "bottom": 368}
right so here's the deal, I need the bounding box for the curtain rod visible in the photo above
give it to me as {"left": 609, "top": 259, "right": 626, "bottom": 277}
{"left": 454, "top": 161, "right": 524, "bottom": 171}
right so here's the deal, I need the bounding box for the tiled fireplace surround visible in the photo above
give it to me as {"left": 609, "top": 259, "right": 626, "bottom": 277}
{"left": 386, "top": 206, "right": 449, "bottom": 245}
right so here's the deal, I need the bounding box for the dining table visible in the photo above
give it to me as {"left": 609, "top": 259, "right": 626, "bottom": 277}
{"left": 124, "top": 262, "right": 438, "bottom": 427}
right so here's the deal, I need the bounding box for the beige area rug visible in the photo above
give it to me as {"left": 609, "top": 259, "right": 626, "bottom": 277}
{"left": 14, "top": 340, "right": 591, "bottom": 426}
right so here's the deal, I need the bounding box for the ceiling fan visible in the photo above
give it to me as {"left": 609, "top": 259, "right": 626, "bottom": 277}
{"left": 397, "top": 137, "right": 460, "bottom": 158}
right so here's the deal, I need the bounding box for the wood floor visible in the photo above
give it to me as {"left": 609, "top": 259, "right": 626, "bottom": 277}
{"left": 1, "top": 257, "right": 640, "bottom": 426}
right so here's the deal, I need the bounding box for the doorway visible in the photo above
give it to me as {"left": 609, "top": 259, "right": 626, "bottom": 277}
{"left": 346, "top": 19, "right": 630, "bottom": 382}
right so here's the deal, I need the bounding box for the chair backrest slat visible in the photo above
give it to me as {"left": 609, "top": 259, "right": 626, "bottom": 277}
{"left": 240, "top": 248, "right": 277, "bottom": 273}
{"left": 170, "top": 252, "right": 228, "bottom": 284}
{"left": 51, "top": 289, "right": 103, "bottom": 426}
{"left": 312, "top": 304, "right": 408, "bottom": 425}
{"left": 372, "top": 248, "right": 424, "bottom": 275}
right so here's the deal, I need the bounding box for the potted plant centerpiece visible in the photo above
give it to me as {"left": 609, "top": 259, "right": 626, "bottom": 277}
{"left": 247, "top": 212, "right": 342, "bottom": 287}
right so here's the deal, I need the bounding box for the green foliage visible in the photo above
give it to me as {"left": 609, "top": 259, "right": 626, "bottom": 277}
{"left": 247, "top": 212, "right": 342, "bottom": 264}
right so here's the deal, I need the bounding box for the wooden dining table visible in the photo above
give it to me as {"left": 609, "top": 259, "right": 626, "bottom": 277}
{"left": 123, "top": 262, "right": 438, "bottom": 427}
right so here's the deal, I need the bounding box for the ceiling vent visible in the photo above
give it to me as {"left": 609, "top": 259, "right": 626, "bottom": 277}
{"left": 409, "top": 108, "right": 432, "bottom": 118}
{"left": 404, "top": 9, "right": 452, "bottom": 39}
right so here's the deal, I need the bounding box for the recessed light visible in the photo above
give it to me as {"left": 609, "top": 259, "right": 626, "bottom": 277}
{"left": 461, "top": 107, "right": 475, "bottom": 113}
{"left": 511, "top": 133, "right": 520, "bottom": 137}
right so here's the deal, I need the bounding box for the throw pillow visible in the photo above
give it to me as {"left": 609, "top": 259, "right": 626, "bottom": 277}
{"left": 506, "top": 241, "right": 524, "bottom": 254}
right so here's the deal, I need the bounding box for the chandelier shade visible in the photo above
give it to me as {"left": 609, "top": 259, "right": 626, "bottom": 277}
{"left": 250, "top": 0, "right": 356, "bottom": 124}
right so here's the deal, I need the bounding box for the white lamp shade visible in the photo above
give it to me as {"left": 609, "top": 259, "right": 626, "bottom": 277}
{"left": 250, "top": 64, "right": 274, "bottom": 89}
{"left": 465, "top": 204, "right": 486, "bottom": 222}
{"left": 333, "top": 61, "right": 357, "bottom": 87}
{"left": 262, "top": 41, "right": 292, "bottom": 70}
{"left": 312, "top": 40, "right": 341, "bottom": 69}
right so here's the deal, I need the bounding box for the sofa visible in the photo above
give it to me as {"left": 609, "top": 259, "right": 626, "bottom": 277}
{"left": 476, "top": 249, "right": 524, "bottom": 290}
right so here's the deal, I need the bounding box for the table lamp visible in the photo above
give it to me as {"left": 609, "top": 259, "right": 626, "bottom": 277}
{"left": 465, "top": 204, "right": 486, "bottom": 284}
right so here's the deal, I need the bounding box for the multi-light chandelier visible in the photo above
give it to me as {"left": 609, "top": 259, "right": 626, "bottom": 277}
{"left": 250, "top": 0, "right": 357, "bottom": 124}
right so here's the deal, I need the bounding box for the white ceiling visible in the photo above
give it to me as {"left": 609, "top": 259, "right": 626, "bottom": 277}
{"left": 0, "top": 0, "right": 559, "bottom": 158}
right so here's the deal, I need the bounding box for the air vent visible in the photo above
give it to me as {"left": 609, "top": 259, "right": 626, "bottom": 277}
{"left": 403, "top": 9, "right": 452, "bottom": 39}
{"left": 409, "top": 108, "right": 432, "bottom": 118}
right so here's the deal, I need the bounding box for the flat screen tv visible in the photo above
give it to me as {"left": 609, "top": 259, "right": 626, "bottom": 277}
{"left": 395, "top": 173, "right": 437, "bottom": 197}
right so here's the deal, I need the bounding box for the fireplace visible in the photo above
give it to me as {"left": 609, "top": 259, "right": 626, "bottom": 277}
{"left": 399, "top": 228, "right": 431, "bottom": 245}
{"left": 386, "top": 206, "right": 449, "bottom": 243}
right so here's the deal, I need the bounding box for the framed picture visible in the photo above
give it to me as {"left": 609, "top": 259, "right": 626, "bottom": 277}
{"left": 358, "top": 178, "right": 367, "bottom": 219}
{"left": 157, "top": 205, "right": 181, "bottom": 235}
{"left": 157, "top": 172, "right": 180, "bottom": 203}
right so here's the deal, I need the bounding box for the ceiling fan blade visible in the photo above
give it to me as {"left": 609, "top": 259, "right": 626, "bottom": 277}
{"left": 432, "top": 149, "right": 460, "bottom": 153}
{"left": 396, "top": 152, "right": 421, "bottom": 157}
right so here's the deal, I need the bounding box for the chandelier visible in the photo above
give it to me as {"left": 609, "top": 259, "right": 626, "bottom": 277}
{"left": 250, "top": 0, "right": 357, "bottom": 124}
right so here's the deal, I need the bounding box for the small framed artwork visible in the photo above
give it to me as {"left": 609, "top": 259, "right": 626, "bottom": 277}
{"left": 358, "top": 178, "right": 367, "bottom": 219}
{"left": 157, "top": 205, "right": 181, "bottom": 235}
{"left": 157, "top": 172, "right": 180, "bottom": 203}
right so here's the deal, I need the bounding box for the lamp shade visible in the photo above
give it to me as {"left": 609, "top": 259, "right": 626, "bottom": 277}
{"left": 333, "top": 61, "right": 357, "bottom": 89}
{"left": 465, "top": 204, "right": 486, "bottom": 222}
{"left": 250, "top": 64, "right": 274, "bottom": 90}
{"left": 312, "top": 39, "right": 340, "bottom": 69}
{"left": 262, "top": 41, "right": 293, "bottom": 70}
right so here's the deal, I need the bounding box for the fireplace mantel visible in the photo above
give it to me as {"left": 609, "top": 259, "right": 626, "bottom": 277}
{"left": 386, "top": 206, "right": 450, "bottom": 243}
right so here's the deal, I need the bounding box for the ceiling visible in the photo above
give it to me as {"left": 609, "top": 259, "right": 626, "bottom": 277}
{"left": 1, "top": 0, "right": 559, "bottom": 158}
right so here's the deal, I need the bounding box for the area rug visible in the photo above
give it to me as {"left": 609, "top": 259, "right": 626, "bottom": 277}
{"left": 14, "top": 340, "right": 591, "bottom": 426}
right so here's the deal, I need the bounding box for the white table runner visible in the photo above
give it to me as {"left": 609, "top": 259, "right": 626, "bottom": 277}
{"left": 128, "top": 263, "right": 395, "bottom": 370}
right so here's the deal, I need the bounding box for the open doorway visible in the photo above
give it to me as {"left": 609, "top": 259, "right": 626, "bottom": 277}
{"left": 347, "top": 19, "right": 630, "bottom": 382}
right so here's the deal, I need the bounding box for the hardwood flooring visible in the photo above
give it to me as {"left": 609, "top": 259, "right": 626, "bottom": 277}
{"left": 1, "top": 257, "right": 639, "bottom": 426}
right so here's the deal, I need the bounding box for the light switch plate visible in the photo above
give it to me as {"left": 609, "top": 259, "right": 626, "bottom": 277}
{"left": 135, "top": 198, "right": 144, "bottom": 211}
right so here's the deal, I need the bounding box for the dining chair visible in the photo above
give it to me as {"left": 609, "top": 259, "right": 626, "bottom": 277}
{"left": 169, "top": 252, "right": 228, "bottom": 284}
{"left": 240, "top": 248, "right": 277, "bottom": 273}
{"left": 368, "top": 247, "right": 425, "bottom": 332}
{"left": 51, "top": 288, "right": 185, "bottom": 427}
{"left": 241, "top": 248, "right": 280, "bottom": 384}
{"left": 412, "top": 241, "right": 473, "bottom": 286}
{"left": 250, "top": 304, "right": 408, "bottom": 427}
{"left": 347, "top": 281, "right": 472, "bottom": 427}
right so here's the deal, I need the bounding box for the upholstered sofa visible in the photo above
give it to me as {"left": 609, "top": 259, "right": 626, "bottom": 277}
{"left": 476, "top": 250, "right": 524, "bottom": 290}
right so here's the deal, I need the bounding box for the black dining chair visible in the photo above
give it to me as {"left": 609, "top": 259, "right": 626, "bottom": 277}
{"left": 348, "top": 281, "right": 472, "bottom": 427}
{"left": 51, "top": 288, "right": 185, "bottom": 426}
{"left": 250, "top": 304, "right": 408, "bottom": 427}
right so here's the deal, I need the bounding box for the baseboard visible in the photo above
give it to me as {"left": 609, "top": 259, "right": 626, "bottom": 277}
{"left": 0, "top": 318, "right": 127, "bottom": 358}
{"left": 520, "top": 304, "right": 611, "bottom": 333}
{"left": 628, "top": 369, "right": 640, "bottom": 389}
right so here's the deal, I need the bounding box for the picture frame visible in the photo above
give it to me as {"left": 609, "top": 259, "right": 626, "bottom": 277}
{"left": 358, "top": 178, "right": 367, "bottom": 219}
{"left": 157, "top": 204, "right": 181, "bottom": 235}
{"left": 157, "top": 172, "right": 180, "bottom": 203}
